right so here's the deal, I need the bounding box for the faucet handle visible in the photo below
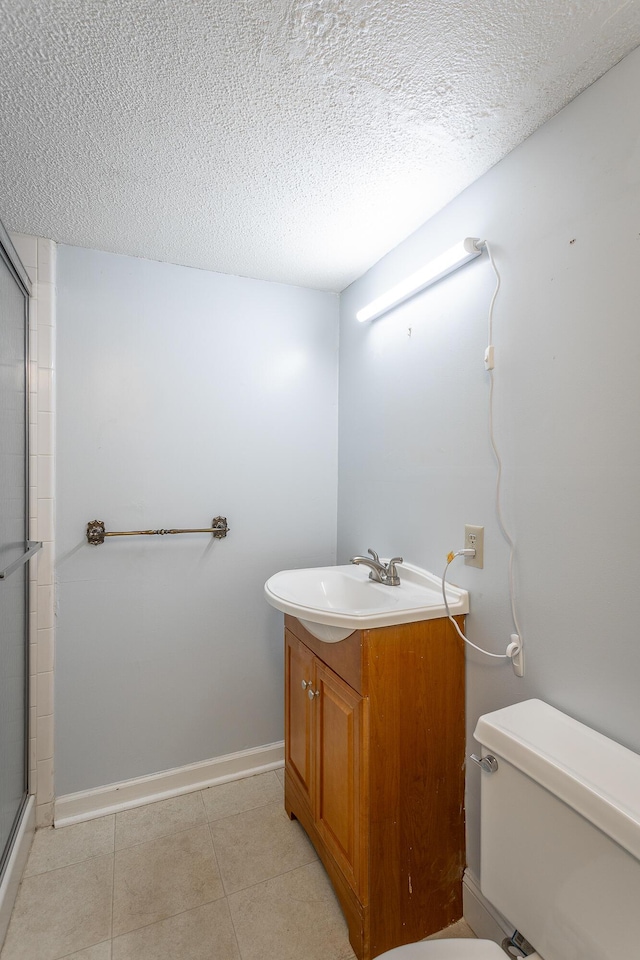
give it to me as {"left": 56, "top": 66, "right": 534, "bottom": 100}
{"left": 367, "top": 548, "right": 380, "bottom": 563}
{"left": 384, "top": 557, "right": 403, "bottom": 586}
{"left": 385, "top": 556, "right": 403, "bottom": 578}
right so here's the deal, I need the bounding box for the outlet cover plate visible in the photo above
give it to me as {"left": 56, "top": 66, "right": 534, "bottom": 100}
{"left": 464, "top": 525, "right": 484, "bottom": 568}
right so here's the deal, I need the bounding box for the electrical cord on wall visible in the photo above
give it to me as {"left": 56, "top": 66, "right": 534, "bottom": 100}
{"left": 441, "top": 551, "right": 509, "bottom": 659}
{"left": 483, "top": 241, "right": 524, "bottom": 647}
{"left": 442, "top": 240, "right": 524, "bottom": 673}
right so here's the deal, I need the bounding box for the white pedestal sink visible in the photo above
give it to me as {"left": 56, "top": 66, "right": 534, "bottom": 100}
{"left": 264, "top": 560, "right": 469, "bottom": 642}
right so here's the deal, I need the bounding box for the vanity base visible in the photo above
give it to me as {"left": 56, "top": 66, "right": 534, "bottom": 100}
{"left": 284, "top": 614, "right": 465, "bottom": 960}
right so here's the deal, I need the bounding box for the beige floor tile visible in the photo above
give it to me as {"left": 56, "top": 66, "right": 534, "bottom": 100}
{"left": 201, "top": 771, "right": 283, "bottom": 822}
{"left": 210, "top": 800, "right": 316, "bottom": 894}
{"left": 275, "top": 766, "right": 285, "bottom": 786}
{"left": 112, "top": 824, "right": 224, "bottom": 937}
{"left": 25, "top": 817, "right": 115, "bottom": 876}
{"left": 228, "top": 860, "right": 353, "bottom": 960}
{"left": 61, "top": 943, "right": 112, "bottom": 959}
{"left": 426, "top": 918, "right": 477, "bottom": 940}
{"left": 1, "top": 856, "right": 113, "bottom": 960}
{"left": 115, "top": 792, "right": 206, "bottom": 849}
{"left": 112, "top": 900, "right": 240, "bottom": 960}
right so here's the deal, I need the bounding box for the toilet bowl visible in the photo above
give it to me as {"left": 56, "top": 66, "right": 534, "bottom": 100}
{"left": 376, "top": 939, "right": 506, "bottom": 959}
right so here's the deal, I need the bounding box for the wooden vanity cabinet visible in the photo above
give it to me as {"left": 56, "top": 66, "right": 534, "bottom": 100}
{"left": 284, "top": 614, "right": 465, "bottom": 960}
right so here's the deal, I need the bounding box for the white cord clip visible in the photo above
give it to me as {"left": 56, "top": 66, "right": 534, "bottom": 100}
{"left": 506, "top": 635, "right": 524, "bottom": 677}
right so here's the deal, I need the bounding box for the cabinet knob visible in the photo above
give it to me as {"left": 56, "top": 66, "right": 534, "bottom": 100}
{"left": 307, "top": 688, "right": 320, "bottom": 700}
{"left": 301, "top": 679, "right": 312, "bottom": 690}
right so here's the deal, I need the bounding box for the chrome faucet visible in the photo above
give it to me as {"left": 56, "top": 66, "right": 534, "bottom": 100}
{"left": 350, "top": 549, "right": 403, "bottom": 586}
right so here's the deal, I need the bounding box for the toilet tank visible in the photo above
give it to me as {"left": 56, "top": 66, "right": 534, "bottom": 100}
{"left": 474, "top": 699, "right": 640, "bottom": 960}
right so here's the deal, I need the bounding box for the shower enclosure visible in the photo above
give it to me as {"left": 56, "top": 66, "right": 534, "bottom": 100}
{"left": 0, "top": 225, "right": 35, "bottom": 888}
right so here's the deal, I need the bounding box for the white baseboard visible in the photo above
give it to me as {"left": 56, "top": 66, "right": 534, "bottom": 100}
{"left": 55, "top": 741, "right": 284, "bottom": 827}
{"left": 0, "top": 797, "right": 35, "bottom": 951}
{"left": 463, "top": 869, "right": 513, "bottom": 944}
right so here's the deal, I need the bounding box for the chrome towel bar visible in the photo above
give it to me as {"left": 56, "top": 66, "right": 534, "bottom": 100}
{"left": 86, "top": 516, "right": 229, "bottom": 545}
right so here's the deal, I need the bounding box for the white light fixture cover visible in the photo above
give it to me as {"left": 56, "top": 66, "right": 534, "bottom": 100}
{"left": 357, "top": 237, "right": 484, "bottom": 323}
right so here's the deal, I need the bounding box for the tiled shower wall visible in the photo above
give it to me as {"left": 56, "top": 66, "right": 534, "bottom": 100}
{"left": 9, "top": 233, "right": 56, "bottom": 828}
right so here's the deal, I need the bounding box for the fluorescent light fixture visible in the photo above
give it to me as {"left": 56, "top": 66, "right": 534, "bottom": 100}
{"left": 357, "top": 237, "right": 484, "bottom": 323}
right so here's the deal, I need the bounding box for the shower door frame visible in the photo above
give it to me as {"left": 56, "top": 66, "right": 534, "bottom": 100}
{"left": 0, "top": 220, "right": 33, "bottom": 884}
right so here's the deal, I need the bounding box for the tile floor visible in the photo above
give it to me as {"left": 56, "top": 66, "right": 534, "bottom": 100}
{"left": 1, "top": 770, "right": 476, "bottom": 960}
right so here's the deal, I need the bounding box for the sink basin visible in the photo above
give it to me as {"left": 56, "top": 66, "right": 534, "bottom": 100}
{"left": 264, "top": 561, "right": 469, "bottom": 642}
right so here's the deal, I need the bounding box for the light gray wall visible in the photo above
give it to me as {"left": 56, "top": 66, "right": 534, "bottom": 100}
{"left": 56, "top": 246, "right": 338, "bottom": 795}
{"left": 338, "top": 46, "right": 640, "bottom": 877}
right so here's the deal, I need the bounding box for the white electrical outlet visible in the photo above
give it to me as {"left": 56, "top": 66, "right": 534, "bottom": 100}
{"left": 464, "top": 525, "right": 484, "bottom": 568}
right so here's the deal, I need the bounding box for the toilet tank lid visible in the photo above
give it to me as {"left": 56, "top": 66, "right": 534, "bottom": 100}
{"left": 474, "top": 699, "right": 640, "bottom": 862}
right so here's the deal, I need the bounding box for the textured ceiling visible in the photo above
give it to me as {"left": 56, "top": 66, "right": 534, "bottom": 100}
{"left": 1, "top": 1, "right": 640, "bottom": 291}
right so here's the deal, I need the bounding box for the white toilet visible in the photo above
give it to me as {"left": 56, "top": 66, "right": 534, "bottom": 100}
{"left": 377, "top": 698, "right": 640, "bottom": 960}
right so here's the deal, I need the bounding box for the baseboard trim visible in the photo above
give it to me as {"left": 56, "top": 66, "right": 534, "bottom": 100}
{"left": 0, "top": 796, "right": 35, "bottom": 951}
{"left": 55, "top": 741, "right": 285, "bottom": 827}
{"left": 462, "top": 869, "right": 513, "bottom": 944}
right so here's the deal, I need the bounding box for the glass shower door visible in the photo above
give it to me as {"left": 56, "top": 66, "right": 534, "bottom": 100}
{"left": 0, "top": 240, "right": 30, "bottom": 878}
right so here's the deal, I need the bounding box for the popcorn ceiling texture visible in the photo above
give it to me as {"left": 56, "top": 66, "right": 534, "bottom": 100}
{"left": 1, "top": 0, "right": 639, "bottom": 291}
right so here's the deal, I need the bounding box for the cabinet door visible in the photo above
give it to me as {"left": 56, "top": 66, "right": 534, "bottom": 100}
{"left": 314, "top": 660, "right": 366, "bottom": 898}
{"left": 284, "top": 630, "right": 314, "bottom": 808}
